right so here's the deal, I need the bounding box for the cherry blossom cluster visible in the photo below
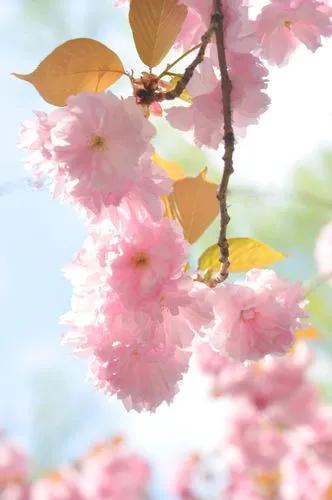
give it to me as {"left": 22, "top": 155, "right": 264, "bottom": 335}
{"left": 61, "top": 204, "right": 214, "bottom": 411}
{"left": 18, "top": 91, "right": 306, "bottom": 411}
{"left": 173, "top": 342, "right": 332, "bottom": 499}
{"left": 117, "top": 0, "right": 332, "bottom": 146}
{"left": 170, "top": 0, "right": 331, "bottom": 146}
{"left": 0, "top": 436, "right": 150, "bottom": 500}
{"left": 18, "top": 0, "right": 331, "bottom": 413}
{"left": 18, "top": 93, "right": 170, "bottom": 219}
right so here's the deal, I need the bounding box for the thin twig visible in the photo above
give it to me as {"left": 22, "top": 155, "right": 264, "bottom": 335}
{"left": 136, "top": 21, "right": 217, "bottom": 106}
{"left": 158, "top": 43, "right": 202, "bottom": 79}
{"left": 163, "top": 23, "right": 217, "bottom": 100}
{"left": 135, "top": 0, "right": 235, "bottom": 285}
{"left": 213, "top": 0, "right": 235, "bottom": 282}
{"left": 305, "top": 271, "right": 332, "bottom": 296}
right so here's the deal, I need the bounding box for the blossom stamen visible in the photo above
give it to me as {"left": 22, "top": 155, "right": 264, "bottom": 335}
{"left": 241, "top": 308, "right": 256, "bottom": 321}
{"left": 89, "top": 135, "right": 107, "bottom": 151}
{"left": 131, "top": 252, "right": 149, "bottom": 268}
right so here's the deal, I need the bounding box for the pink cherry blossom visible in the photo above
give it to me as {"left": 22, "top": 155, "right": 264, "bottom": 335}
{"left": 173, "top": 452, "right": 227, "bottom": 500}
{"left": 172, "top": 453, "right": 200, "bottom": 500}
{"left": 223, "top": 467, "right": 275, "bottom": 500}
{"left": 19, "top": 93, "right": 170, "bottom": 218}
{"left": 255, "top": 0, "right": 332, "bottom": 65}
{"left": 167, "top": 54, "right": 269, "bottom": 148}
{"left": 62, "top": 208, "right": 213, "bottom": 411}
{"left": 81, "top": 441, "right": 150, "bottom": 499}
{"left": 315, "top": 221, "right": 332, "bottom": 284}
{"left": 178, "top": 0, "right": 256, "bottom": 54}
{"left": 175, "top": 7, "right": 206, "bottom": 51}
{"left": 197, "top": 341, "right": 318, "bottom": 426}
{"left": 0, "top": 483, "right": 30, "bottom": 500}
{"left": 196, "top": 342, "right": 249, "bottom": 398}
{"left": 63, "top": 285, "right": 208, "bottom": 411}
{"left": 196, "top": 342, "right": 229, "bottom": 376}
{"left": 280, "top": 451, "right": 332, "bottom": 500}
{"left": 288, "top": 408, "right": 332, "bottom": 468}
{"left": 91, "top": 338, "right": 191, "bottom": 412}
{"left": 0, "top": 437, "right": 30, "bottom": 500}
{"left": 247, "top": 344, "right": 318, "bottom": 426}
{"left": 0, "top": 437, "right": 28, "bottom": 486}
{"left": 100, "top": 212, "right": 189, "bottom": 311}
{"left": 223, "top": 398, "right": 288, "bottom": 470}
{"left": 209, "top": 269, "right": 306, "bottom": 362}
{"left": 31, "top": 470, "right": 82, "bottom": 500}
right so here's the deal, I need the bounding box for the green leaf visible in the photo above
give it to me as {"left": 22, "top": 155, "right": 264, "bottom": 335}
{"left": 198, "top": 238, "right": 286, "bottom": 274}
{"left": 168, "top": 76, "right": 192, "bottom": 102}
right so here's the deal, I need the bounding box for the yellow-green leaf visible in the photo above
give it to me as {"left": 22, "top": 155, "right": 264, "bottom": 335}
{"left": 152, "top": 153, "right": 185, "bottom": 180}
{"left": 163, "top": 168, "right": 219, "bottom": 244}
{"left": 198, "top": 238, "right": 286, "bottom": 274}
{"left": 228, "top": 238, "right": 286, "bottom": 272}
{"left": 168, "top": 76, "right": 192, "bottom": 102}
{"left": 13, "top": 38, "right": 124, "bottom": 106}
{"left": 129, "top": 0, "right": 187, "bottom": 68}
{"left": 198, "top": 244, "right": 220, "bottom": 273}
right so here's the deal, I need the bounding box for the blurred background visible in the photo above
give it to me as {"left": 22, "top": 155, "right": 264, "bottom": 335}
{"left": 1, "top": 0, "right": 332, "bottom": 497}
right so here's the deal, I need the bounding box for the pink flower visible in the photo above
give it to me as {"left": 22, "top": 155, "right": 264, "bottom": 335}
{"left": 280, "top": 452, "right": 332, "bottom": 500}
{"left": 101, "top": 212, "right": 189, "bottom": 311}
{"left": 69, "top": 153, "right": 172, "bottom": 220}
{"left": 62, "top": 287, "right": 208, "bottom": 411}
{"left": 178, "top": 0, "right": 256, "bottom": 54}
{"left": 223, "top": 468, "right": 275, "bottom": 500}
{"left": 172, "top": 454, "right": 200, "bottom": 500}
{"left": 167, "top": 54, "right": 269, "bottom": 148}
{"left": 91, "top": 338, "right": 191, "bottom": 412}
{"left": 18, "top": 111, "right": 53, "bottom": 187}
{"left": 81, "top": 441, "right": 150, "bottom": 499}
{"left": 50, "top": 92, "right": 154, "bottom": 173}
{"left": 196, "top": 342, "right": 249, "bottom": 398}
{"left": 209, "top": 269, "right": 306, "bottom": 362}
{"left": 173, "top": 452, "right": 227, "bottom": 500}
{"left": 223, "top": 399, "right": 288, "bottom": 470}
{"left": 315, "top": 221, "right": 332, "bottom": 284}
{"left": 247, "top": 344, "right": 318, "bottom": 426}
{"left": 255, "top": 0, "right": 332, "bottom": 65}
{"left": 19, "top": 93, "right": 170, "bottom": 218}
{"left": 289, "top": 408, "right": 332, "bottom": 467}
{"left": 31, "top": 470, "right": 82, "bottom": 500}
{"left": 197, "top": 341, "right": 318, "bottom": 426}
{"left": 62, "top": 208, "right": 213, "bottom": 411}
{"left": 63, "top": 207, "right": 212, "bottom": 329}
{"left": 0, "top": 437, "right": 30, "bottom": 500}
{"left": 0, "top": 437, "right": 28, "bottom": 486}
{"left": 175, "top": 7, "right": 206, "bottom": 51}
{"left": 196, "top": 342, "right": 229, "bottom": 376}
{"left": 0, "top": 483, "right": 30, "bottom": 500}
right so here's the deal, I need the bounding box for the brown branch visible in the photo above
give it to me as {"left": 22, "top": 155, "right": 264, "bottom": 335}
{"left": 163, "top": 22, "right": 217, "bottom": 101}
{"left": 213, "top": 0, "right": 235, "bottom": 282}
{"left": 135, "top": 0, "right": 235, "bottom": 285}
{"left": 135, "top": 20, "right": 217, "bottom": 106}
